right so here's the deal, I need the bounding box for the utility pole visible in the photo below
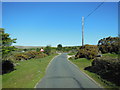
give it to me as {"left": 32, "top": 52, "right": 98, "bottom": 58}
{"left": 82, "top": 16, "right": 84, "bottom": 46}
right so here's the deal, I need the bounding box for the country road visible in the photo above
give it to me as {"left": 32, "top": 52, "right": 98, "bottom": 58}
{"left": 35, "top": 53, "right": 101, "bottom": 88}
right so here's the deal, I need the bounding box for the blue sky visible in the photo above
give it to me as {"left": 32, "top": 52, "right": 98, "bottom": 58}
{"left": 2, "top": 2, "right": 118, "bottom": 47}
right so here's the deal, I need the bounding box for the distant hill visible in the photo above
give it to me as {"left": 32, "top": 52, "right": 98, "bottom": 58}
{"left": 14, "top": 45, "right": 44, "bottom": 49}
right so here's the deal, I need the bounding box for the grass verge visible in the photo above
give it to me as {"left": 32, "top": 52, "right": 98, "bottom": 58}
{"left": 69, "top": 58, "right": 119, "bottom": 88}
{"left": 0, "top": 75, "right": 2, "bottom": 89}
{"left": 102, "top": 53, "right": 118, "bottom": 58}
{"left": 68, "top": 52, "right": 77, "bottom": 55}
{"left": 2, "top": 54, "right": 57, "bottom": 88}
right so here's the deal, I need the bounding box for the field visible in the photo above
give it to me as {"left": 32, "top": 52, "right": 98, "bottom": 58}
{"left": 2, "top": 54, "right": 57, "bottom": 88}
{"left": 69, "top": 53, "right": 119, "bottom": 88}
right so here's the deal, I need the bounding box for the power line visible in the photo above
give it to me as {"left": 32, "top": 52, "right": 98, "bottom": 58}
{"left": 81, "top": 1, "right": 106, "bottom": 46}
{"left": 85, "top": 1, "right": 105, "bottom": 20}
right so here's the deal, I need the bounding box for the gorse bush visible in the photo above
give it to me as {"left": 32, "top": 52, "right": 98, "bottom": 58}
{"left": 75, "top": 45, "right": 99, "bottom": 59}
{"left": 25, "top": 51, "right": 38, "bottom": 59}
{"left": 85, "top": 57, "right": 120, "bottom": 86}
{"left": 35, "top": 53, "right": 47, "bottom": 58}
{"left": 98, "top": 36, "right": 120, "bottom": 54}
{"left": 14, "top": 53, "right": 29, "bottom": 61}
{"left": 13, "top": 51, "right": 47, "bottom": 61}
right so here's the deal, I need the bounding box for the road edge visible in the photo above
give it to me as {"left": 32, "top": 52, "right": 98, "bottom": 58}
{"left": 67, "top": 57, "right": 104, "bottom": 88}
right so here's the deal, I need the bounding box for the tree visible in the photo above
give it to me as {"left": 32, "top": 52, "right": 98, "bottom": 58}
{"left": 57, "top": 44, "right": 62, "bottom": 51}
{"left": 1, "top": 29, "right": 16, "bottom": 46}
{"left": 44, "top": 45, "right": 51, "bottom": 55}
{"left": 1, "top": 28, "right": 17, "bottom": 74}
{"left": 36, "top": 48, "right": 40, "bottom": 52}
{"left": 0, "top": 28, "right": 17, "bottom": 57}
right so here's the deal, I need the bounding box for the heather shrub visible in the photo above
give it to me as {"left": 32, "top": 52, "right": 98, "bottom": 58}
{"left": 85, "top": 57, "right": 120, "bottom": 86}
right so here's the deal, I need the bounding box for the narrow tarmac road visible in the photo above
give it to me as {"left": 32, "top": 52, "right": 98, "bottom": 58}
{"left": 36, "top": 53, "right": 101, "bottom": 88}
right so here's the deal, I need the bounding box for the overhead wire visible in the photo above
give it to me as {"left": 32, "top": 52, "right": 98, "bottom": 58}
{"left": 84, "top": 1, "right": 106, "bottom": 20}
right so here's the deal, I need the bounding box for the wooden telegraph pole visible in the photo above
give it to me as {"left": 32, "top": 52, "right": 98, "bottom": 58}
{"left": 82, "top": 16, "right": 84, "bottom": 46}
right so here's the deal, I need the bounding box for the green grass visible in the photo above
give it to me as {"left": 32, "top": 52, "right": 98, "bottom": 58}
{"left": 102, "top": 53, "right": 118, "bottom": 58}
{"left": 68, "top": 52, "right": 77, "bottom": 55}
{"left": 0, "top": 75, "right": 2, "bottom": 89}
{"left": 70, "top": 58, "right": 92, "bottom": 70}
{"left": 2, "top": 54, "right": 57, "bottom": 88}
{"left": 69, "top": 58, "right": 119, "bottom": 88}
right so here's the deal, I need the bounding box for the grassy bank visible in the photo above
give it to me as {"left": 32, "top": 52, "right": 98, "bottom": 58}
{"left": 0, "top": 75, "right": 2, "bottom": 89}
{"left": 68, "top": 52, "right": 76, "bottom": 55}
{"left": 2, "top": 54, "right": 57, "bottom": 88}
{"left": 102, "top": 53, "right": 118, "bottom": 58}
{"left": 69, "top": 57, "right": 118, "bottom": 88}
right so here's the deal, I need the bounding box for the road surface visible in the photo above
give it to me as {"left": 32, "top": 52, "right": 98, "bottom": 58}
{"left": 35, "top": 53, "right": 101, "bottom": 88}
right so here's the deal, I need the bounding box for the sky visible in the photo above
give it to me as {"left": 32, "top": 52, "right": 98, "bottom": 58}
{"left": 2, "top": 0, "right": 120, "bottom": 2}
{"left": 2, "top": 2, "right": 118, "bottom": 47}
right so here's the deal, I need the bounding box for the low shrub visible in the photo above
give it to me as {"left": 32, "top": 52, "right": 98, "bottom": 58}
{"left": 4, "top": 51, "right": 47, "bottom": 62}
{"left": 44, "top": 46, "right": 51, "bottom": 55}
{"left": 98, "top": 37, "right": 120, "bottom": 54}
{"left": 14, "top": 53, "right": 29, "bottom": 61}
{"left": 85, "top": 57, "right": 120, "bottom": 86}
{"left": 75, "top": 45, "right": 99, "bottom": 59}
{"left": 2, "top": 60, "right": 14, "bottom": 74}
{"left": 35, "top": 53, "right": 47, "bottom": 58}
{"left": 24, "top": 51, "right": 38, "bottom": 59}
{"left": 13, "top": 51, "right": 47, "bottom": 61}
